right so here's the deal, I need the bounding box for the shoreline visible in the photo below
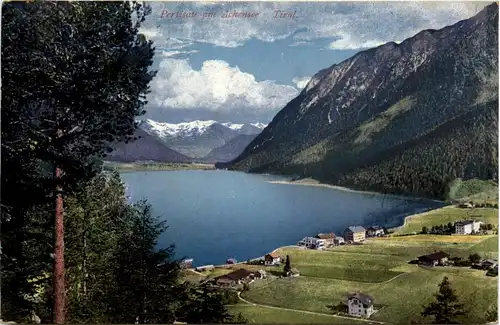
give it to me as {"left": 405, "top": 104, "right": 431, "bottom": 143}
{"left": 268, "top": 178, "right": 445, "bottom": 204}
{"left": 198, "top": 207, "right": 445, "bottom": 270}
{"left": 205, "top": 245, "right": 302, "bottom": 269}
{"left": 103, "top": 161, "right": 215, "bottom": 173}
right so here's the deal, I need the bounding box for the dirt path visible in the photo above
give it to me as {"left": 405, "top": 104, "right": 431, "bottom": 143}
{"left": 237, "top": 292, "right": 390, "bottom": 324}
{"left": 382, "top": 272, "right": 408, "bottom": 284}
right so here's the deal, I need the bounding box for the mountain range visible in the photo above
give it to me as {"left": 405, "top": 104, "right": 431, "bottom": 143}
{"left": 106, "top": 128, "right": 192, "bottom": 163}
{"left": 223, "top": 3, "right": 499, "bottom": 200}
{"left": 107, "top": 119, "right": 267, "bottom": 163}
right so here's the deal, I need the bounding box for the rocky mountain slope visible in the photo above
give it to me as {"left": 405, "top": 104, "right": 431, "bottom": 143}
{"left": 203, "top": 134, "right": 257, "bottom": 163}
{"left": 225, "top": 3, "right": 498, "bottom": 199}
{"left": 140, "top": 119, "right": 265, "bottom": 158}
{"left": 106, "top": 128, "right": 191, "bottom": 163}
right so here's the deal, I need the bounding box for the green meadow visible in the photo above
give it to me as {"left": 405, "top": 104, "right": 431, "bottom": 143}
{"left": 230, "top": 206, "right": 498, "bottom": 324}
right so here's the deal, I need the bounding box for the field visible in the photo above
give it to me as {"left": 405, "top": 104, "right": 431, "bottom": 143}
{"left": 469, "top": 236, "right": 499, "bottom": 256}
{"left": 228, "top": 305, "right": 368, "bottom": 324}
{"left": 393, "top": 206, "right": 498, "bottom": 235}
{"left": 229, "top": 206, "right": 498, "bottom": 324}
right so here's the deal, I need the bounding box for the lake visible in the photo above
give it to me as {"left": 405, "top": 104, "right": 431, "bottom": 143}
{"left": 121, "top": 170, "right": 444, "bottom": 266}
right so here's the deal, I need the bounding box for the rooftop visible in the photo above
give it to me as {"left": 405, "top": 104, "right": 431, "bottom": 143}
{"left": 481, "top": 259, "right": 498, "bottom": 265}
{"left": 301, "top": 236, "right": 320, "bottom": 241}
{"left": 348, "top": 293, "right": 374, "bottom": 306}
{"left": 316, "top": 233, "right": 336, "bottom": 239}
{"left": 346, "top": 226, "right": 366, "bottom": 233}
{"left": 267, "top": 252, "right": 280, "bottom": 258}
{"left": 418, "top": 251, "right": 450, "bottom": 261}
{"left": 455, "top": 219, "right": 481, "bottom": 226}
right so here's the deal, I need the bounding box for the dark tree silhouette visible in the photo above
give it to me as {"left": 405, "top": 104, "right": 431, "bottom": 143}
{"left": 422, "top": 276, "right": 466, "bottom": 324}
{"left": 283, "top": 255, "right": 291, "bottom": 276}
{"left": 468, "top": 253, "right": 481, "bottom": 264}
{"left": 2, "top": 1, "right": 155, "bottom": 322}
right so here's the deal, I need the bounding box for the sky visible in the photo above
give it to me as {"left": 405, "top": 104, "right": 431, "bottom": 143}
{"left": 140, "top": 1, "right": 491, "bottom": 124}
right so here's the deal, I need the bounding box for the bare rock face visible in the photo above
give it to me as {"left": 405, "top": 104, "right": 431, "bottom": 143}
{"left": 227, "top": 3, "right": 498, "bottom": 199}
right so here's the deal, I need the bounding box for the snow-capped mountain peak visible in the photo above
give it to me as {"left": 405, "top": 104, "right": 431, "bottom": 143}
{"left": 221, "top": 122, "right": 244, "bottom": 130}
{"left": 250, "top": 122, "right": 267, "bottom": 129}
{"left": 143, "top": 119, "right": 219, "bottom": 137}
{"left": 137, "top": 118, "right": 268, "bottom": 159}
{"left": 141, "top": 119, "right": 267, "bottom": 138}
{"left": 221, "top": 122, "right": 268, "bottom": 131}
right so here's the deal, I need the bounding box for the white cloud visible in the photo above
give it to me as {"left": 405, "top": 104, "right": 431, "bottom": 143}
{"left": 292, "top": 76, "right": 311, "bottom": 90}
{"left": 142, "top": 2, "right": 488, "bottom": 50}
{"left": 139, "top": 27, "right": 195, "bottom": 50}
{"left": 289, "top": 41, "right": 311, "bottom": 47}
{"left": 160, "top": 37, "right": 194, "bottom": 50}
{"left": 149, "top": 58, "right": 299, "bottom": 112}
{"left": 160, "top": 50, "right": 199, "bottom": 58}
{"left": 329, "top": 33, "right": 388, "bottom": 50}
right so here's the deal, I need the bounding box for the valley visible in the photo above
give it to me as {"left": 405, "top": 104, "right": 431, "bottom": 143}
{"left": 107, "top": 119, "right": 266, "bottom": 164}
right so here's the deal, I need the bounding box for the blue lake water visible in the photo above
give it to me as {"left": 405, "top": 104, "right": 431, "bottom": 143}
{"left": 121, "top": 170, "right": 444, "bottom": 266}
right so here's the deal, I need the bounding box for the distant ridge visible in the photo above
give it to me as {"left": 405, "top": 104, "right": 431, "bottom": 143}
{"left": 106, "top": 128, "right": 192, "bottom": 163}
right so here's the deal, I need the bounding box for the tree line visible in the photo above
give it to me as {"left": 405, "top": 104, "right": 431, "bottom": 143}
{"left": 1, "top": 1, "right": 246, "bottom": 323}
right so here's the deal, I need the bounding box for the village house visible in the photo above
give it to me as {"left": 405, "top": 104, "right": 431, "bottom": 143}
{"left": 315, "top": 233, "right": 336, "bottom": 246}
{"left": 480, "top": 259, "right": 498, "bottom": 270}
{"left": 347, "top": 293, "right": 374, "bottom": 318}
{"left": 297, "top": 237, "right": 326, "bottom": 249}
{"left": 417, "top": 251, "right": 450, "bottom": 267}
{"left": 334, "top": 237, "right": 345, "bottom": 246}
{"left": 454, "top": 220, "right": 482, "bottom": 235}
{"left": 264, "top": 252, "right": 281, "bottom": 266}
{"left": 344, "top": 226, "right": 366, "bottom": 243}
{"left": 211, "top": 268, "right": 261, "bottom": 287}
{"left": 366, "top": 226, "right": 384, "bottom": 237}
{"left": 180, "top": 259, "right": 193, "bottom": 269}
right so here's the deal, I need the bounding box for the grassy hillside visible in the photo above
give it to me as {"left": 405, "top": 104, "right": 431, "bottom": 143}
{"left": 447, "top": 178, "right": 499, "bottom": 204}
{"left": 392, "top": 206, "right": 498, "bottom": 235}
{"left": 221, "top": 206, "right": 499, "bottom": 324}
{"left": 238, "top": 235, "right": 497, "bottom": 324}
{"left": 228, "top": 305, "right": 366, "bottom": 324}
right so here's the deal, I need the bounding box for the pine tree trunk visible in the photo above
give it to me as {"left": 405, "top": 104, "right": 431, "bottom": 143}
{"left": 53, "top": 166, "right": 65, "bottom": 324}
{"left": 82, "top": 206, "right": 88, "bottom": 296}
{"left": 83, "top": 234, "right": 87, "bottom": 296}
